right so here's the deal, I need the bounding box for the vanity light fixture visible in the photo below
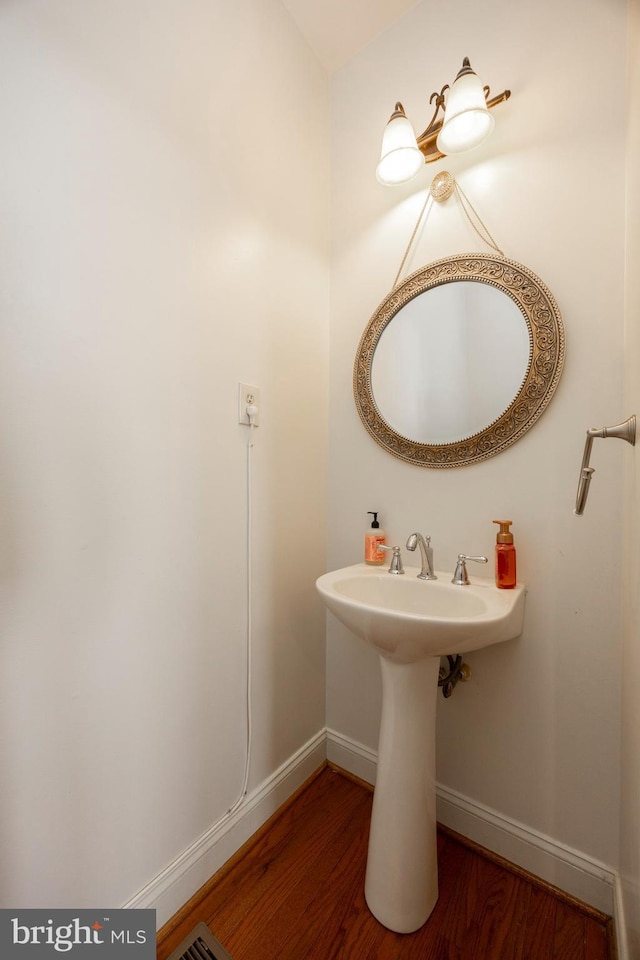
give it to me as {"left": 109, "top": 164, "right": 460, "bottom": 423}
{"left": 376, "top": 58, "right": 510, "bottom": 186}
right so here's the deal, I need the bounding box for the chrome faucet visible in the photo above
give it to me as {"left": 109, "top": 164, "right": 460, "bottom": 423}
{"left": 451, "top": 554, "right": 488, "bottom": 585}
{"left": 406, "top": 533, "right": 437, "bottom": 580}
{"left": 379, "top": 544, "right": 404, "bottom": 575}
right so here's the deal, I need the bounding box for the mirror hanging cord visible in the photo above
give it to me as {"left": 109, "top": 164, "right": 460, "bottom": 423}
{"left": 454, "top": 179, "right": 504, "bottom": 257}
{"left": 392, "top": 190, "right": 433, "bottom": 290}
{"left": 392, "top": 170, "right": 504, "bottom": 290}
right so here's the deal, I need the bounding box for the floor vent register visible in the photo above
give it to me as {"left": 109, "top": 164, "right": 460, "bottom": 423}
{"left": 166, "top": 922, "right": 233, "bottom": 960}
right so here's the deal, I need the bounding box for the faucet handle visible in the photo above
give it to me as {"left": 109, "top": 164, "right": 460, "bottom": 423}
{"left": 452, "top": 554, "right": 488, "bottom": 585}
{"left": 378, "top": 544, "right": 405, "bottom": 575}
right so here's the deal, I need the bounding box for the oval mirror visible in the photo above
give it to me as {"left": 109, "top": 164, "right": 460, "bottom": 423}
{"left": 354, "top": 254, "right": 565, "bottom": 467}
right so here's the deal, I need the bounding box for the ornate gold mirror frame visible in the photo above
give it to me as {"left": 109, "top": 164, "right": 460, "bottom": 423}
{"left": 354, "top": 253, "right": 565, "bottom": 468}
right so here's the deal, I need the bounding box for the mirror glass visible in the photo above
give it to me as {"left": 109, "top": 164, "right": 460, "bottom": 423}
{"left": 354, "top": 254, "right": 565, "bottom": 468}
{"left": 371, "top": 281, "right": 530, "bottom": 443}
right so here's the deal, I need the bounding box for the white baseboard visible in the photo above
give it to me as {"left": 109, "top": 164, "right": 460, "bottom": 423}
{"left": 123, "top": 729, "right": 327, "bottom": 928}
{"left": 327, "top": 729, "right": 617, "bottom": 918}
{"left": 132, "top": 727, "right": 622, "bottom": 941}
{"left": 436, "top": 782, "right": 616, "bottom": 916}
{"left": 326, "top": 727, "right": 377, "bottom": 784}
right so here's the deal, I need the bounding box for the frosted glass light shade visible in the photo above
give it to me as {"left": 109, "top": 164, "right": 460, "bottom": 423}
{"left": 436, "top": 64, "right": 494, "bottom": 155}
{"left": 376, "top": 104, "right": 424, "bottom": 185}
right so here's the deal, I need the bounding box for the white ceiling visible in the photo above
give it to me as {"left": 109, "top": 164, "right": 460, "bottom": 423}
{"left": 280, "top": 0, "right": 419, "bottom": 73}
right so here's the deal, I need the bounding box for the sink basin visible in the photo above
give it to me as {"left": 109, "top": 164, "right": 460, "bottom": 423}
{"left": 316, "top": 561, "right": 526, "bottom": 934}
{"left": 316, "top": 562, "right": 526, "bottom": 663}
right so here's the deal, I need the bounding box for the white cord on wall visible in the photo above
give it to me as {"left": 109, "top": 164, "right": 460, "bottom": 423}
{"left": 198, "top": 413, "right": 254, "bottom": 831}
{"left": 226, "top": 414, "right": 254, "bottom": 815}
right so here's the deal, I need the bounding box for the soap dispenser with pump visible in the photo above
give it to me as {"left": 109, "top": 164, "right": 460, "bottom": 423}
{"left": 365, "top": 512, "right": 386, "bottom": 565}
{"left": 493, "top": 520, "right": 516, "bottom": 589}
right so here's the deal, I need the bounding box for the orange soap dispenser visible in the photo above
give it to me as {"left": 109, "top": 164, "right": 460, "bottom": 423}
{"left": 365, "top": 512, "right": 386, "bottom": 565}
{"left": 493, "top": 520, "right": 516, "bottom": 589}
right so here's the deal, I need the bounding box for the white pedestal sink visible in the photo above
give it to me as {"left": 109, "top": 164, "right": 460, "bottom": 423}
{"left": 316, "top": 563, "right": 526, "bottom": 934}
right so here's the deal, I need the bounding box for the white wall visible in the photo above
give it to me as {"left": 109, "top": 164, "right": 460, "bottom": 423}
{"left": 0, "top": 0, "right": 329, "bottom": 917}
{"left": 328, "top": 0, "right": 627, "bottom": 878}
{"left": 2, "top": 0, "right": 636, "bottom": 932}
{"left": 619, "top": 0, "right": 640, "bottom": 952}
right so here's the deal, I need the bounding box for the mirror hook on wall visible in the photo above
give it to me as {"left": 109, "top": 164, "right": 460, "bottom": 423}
{"left": 574, "top": 415, "right": 636, "bottom": 516}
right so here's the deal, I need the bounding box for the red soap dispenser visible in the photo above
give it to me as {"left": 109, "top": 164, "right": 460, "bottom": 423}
{"left": 493, "top": 520, "right": 516, "bottom": 589}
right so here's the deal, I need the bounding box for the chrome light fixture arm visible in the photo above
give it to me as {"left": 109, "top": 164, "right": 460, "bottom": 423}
{"left": 574, "top": 415, "right": 636, "bottom": 516}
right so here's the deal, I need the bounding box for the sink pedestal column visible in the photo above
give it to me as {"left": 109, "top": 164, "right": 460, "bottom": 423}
{"left": 365, "top": 655, "right": 441, "bottom": 934}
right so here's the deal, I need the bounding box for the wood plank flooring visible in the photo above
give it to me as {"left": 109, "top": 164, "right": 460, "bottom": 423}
{"left": 157, "top": 764, "right": 614, "bottom": 960}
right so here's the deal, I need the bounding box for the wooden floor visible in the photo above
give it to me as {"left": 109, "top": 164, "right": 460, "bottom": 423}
{"left": 157, "top": 765, "right": 614, "bottom": 960}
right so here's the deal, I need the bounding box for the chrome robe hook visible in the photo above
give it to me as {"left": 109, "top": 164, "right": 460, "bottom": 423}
{"left": 574, "top": 415, "right": 636, "bottom": 515}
